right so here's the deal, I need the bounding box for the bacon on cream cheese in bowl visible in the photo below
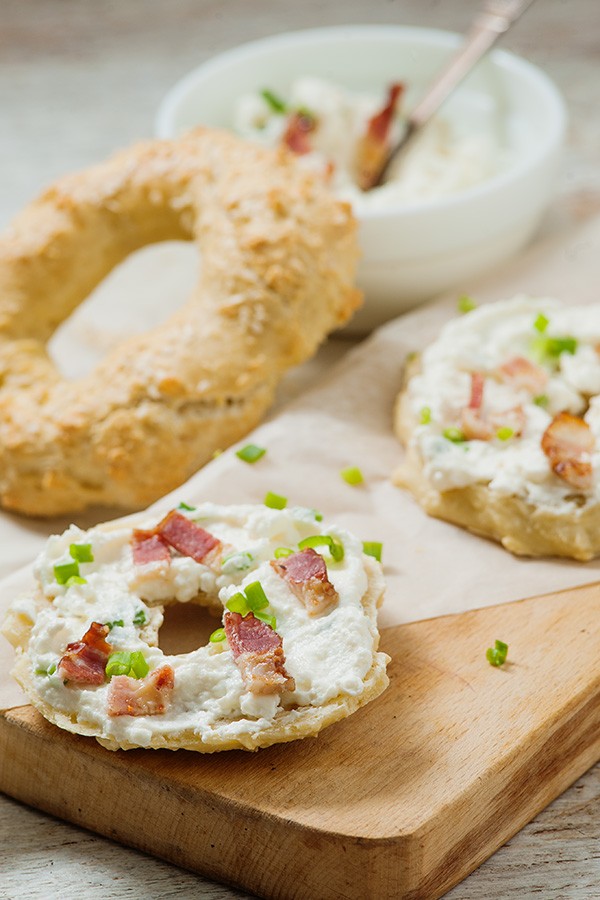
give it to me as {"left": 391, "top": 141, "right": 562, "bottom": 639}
{"left": 2, "top": 503, "right": 389, "bottom": 752}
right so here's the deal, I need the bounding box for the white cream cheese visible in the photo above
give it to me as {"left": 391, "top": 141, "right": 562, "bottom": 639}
{"left": 233, "top": 76, "right": 505, "bottom": 211}
{"left": 406, "top": 296, "right": 600, "bottom": 512}
{"left": 24, "top": 504, "right": 377, "bottom": 747}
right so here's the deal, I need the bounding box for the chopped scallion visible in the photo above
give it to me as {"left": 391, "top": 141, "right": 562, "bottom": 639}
{"left": 340, "top": 466, "right": 364, "bottom": 486}
{"left": 486, "top": 639, "right": 509, "bottom": 667}
{"left": 106, "top": 619, "right": 124, "bottom": 631}
{"left": 129, "top": 651, "right": 150, "bottom": 679}
{"left": 420, "top": 406, "right": 432, "bottom": 425}
{"left": 362, "top": 541, "right": 383, "bottom": 562}
{"left": 443, "top": 427, "right": 467, "bottom": 443}
{"left": 264, "top": 491, "right": 287, "bottom": 510}
{"left": 35, "top": 662, "right": 57, "bottom": 677}
{"left": 261, "top": 88, "right": 287, "bottom": 113}
{"left": 254, "top": 610, "right": 277, "bottom": 629}
{"left": 133, "top": 609, "right": 147, "bottom": 627}
{"left": 458, "top": 295, "right": 477, "bottom": 314}
{"left": 69, "top": 543, "right": 94, "bottom": 563}
{"left": 236, "top": 443, "right": 266, "bottom": 463}
{"left": 274, "top": 547, "right": 293, "bottom": 559}
{"left": 533, "top": 394, "right": 548, "bottom": 407}
{"left": 209, "top": 627, "right": 227, "bottom": 643}
{"left": 226, "top": 592, "right": 248, "bottom": 614}
{"left": 54, "top": 561, "right": 80, "bottom": 585}
{"left": 531, "top": 335, "right": 578, "bottom": 364}
{"left": 177, "top": 501, "right": 196, "bottom": 511}
{"left": 244, "top": 581, "right": 270, "bottom": 612}
{"left": 533, "top": 313, "right": 549, "bottom": 333}
{"left": 221, "top": 551, "right": 254, "bottom": 574}
{"left": 105, "top": 651, "right": 149, "bottom": 679}
{"left": 298, "top": 534, "right": 344, "bottom": 562}
{"left": 65, "top": 575, "right": 87, "bottom": 587}
{"left": 496, "top": 426, "right": 514, "bottom": 441}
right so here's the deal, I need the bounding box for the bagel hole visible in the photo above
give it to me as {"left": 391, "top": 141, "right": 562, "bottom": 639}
{"left": 48, "top": 241, "right": 199, "bottom": 380}
{"left": 158, "top": 601, "right": 221, "bottom": 655}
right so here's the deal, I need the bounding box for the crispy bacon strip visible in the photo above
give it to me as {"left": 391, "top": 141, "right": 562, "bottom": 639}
{"left": 131, "top": 530, "right": 171, "bottom": 566}
{"left": 224, "top": 612, "right": 295, "bottom": 695}
{"left": 107, "top": 665, "right": 175, "bottom": 717}
{"left": 271, "top": 547, "right": 339, "bottom": 616}
{"left": 282, "top": 111, "right": 317, "bottom": 155}
{"left": 355, "top": 82, "right": 403, "bottom": 191}
{"left": 57, "top": 622, "right": 111, "bottom": 686}
{"left": 541, "top": 412, "right": 594, "bottom": 490}
{"left": 498, "top": 356, "right": 548, "bottom": 394}
{"left": 155, "top": 510, "right": 220, "bottom": 563}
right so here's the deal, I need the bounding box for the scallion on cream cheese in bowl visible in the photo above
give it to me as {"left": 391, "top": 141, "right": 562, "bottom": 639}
{"left": 2, "top": 503, "right": 389, "bottom": 752}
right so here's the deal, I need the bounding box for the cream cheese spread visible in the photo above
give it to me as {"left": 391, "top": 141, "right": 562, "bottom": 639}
{"left": 233, "top": 76, "right": 504, "bottom": 211}
{"left": 406, "top": 296, "right": 600, "bottom": 512}
{"left": 18, "top": 503, "right": 378, "bottom": 748}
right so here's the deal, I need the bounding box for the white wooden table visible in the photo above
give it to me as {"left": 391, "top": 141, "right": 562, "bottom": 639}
{"left": 1, "top": 1, "right": 599, "bottom": 897}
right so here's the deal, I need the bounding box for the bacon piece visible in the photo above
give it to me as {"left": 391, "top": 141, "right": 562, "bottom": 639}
{"left": 271, "top": 547, "right": 339, "bottom": 616}
{"left": 57, "top": 622, "right": 111, "bottom": 686}
{"left": 355, "top": 82, "right": 404, "bottom": 191}
{"left": 155, "top": 510, "right": 220, "bottom": 563}
{"left": 541, "top": 412, "right": 594, "bottom": 490}
{"left": 131, "top": 530, "right": 171, "bottom": 567}
{"left": 282, "top": 111, "right": 317, "bottom": 155}
{"left": 468, "top": 372, "right": 485, "bottom": 410}
{"left": 460, "top": 407, "right": 493, "bottom": 441}
{"left": 107, "top": 665, "right": 175, "bottom": 717}
{"left": 224, "top": 612, "right": 295, "bottom": 695}
{"left": 460, "top": 372, "right": 526, "bottom": 441}
{"left": 498, "top": 356, "right": 548, "bottom": 394}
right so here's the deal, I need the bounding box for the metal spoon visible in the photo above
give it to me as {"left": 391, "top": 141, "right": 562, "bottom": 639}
{"left": 373, "top": 0, "right": 538, "bottom": 187}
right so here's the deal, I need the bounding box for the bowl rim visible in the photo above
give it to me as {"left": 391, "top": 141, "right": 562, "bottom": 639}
{"left": 155, "top": 24, "right": 567, "bottom": 220}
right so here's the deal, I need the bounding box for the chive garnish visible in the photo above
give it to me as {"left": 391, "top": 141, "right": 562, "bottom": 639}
{"left": 264, "top": 491, "right": 287, "bottom": 509}
{"left": 35, "top": 663, "right": 57, "bottom": 677}
{"left": 261, "top": 88, "right": 288, "bottom": 113}
{"left": 274, "top": 547, "right": 293, "bottom": 559}
{"left": 340, "top": 466, "right": 364, "bottom": 486}
{"left": 65, "top": 575, "right": 87, "bottom": 587}
{"left": 54, "top": 561, "right": 80, "bottom": 585}
{"left": 106, "top": 619, "right": 124, "bottom": 631}
{"left": 209, "top": 628, "right": 226, "bottom": 643}
{"left": 133, "top": 609, "right": 147, "bottom": 627}
{"left": 362, "top": 541, "right": 383, "bottom": 562}
{"left": 443, "top": 427, "right": 467, "bottom": 443}
{"left": 496, "top": 427, "right": 514, "bottom": 441}
{"left": 420, "top": 406, "right": 432, "bottom": 425}
{"left": 254, "top": 611, "right": 277, "bottom": 629}
{"left": 244, "top": 581, "right": 270, "bottom": 612}
{"left": 177, "top": 501, "right": 196, "bottom": 511}
{"left": 530, "top": 335, "right": 578, "bottom": 364}
{"left": 533, "top": 394, "right": 549, "bottom": 407}
{"left": 298, "top": 534, "right": 344, "bottom": 562}
{"left": 458, "top": 295, "right": 477, "bottom": 314}
{"left": 221, "top": 551, "right": 254, "bottom": 574}
{"left": 226, "top": 592, "right": 248, "bottom": 614}
{"left": 486, "top": 639, "right": 509, "bottom": 667}
{"left": 533, "top": 313, "right": 549, "bottom": 333}
{"left": 69, "top": 543, "right": 94, "bottom": 563}
{"left": 236, "top": 444, "right": 266, "bottom": 463}
{"left": 225, "top": 582, "right": 277, "bottom": 628}
{"left": 105, "top": 651, "right": 149, "bottom": 679}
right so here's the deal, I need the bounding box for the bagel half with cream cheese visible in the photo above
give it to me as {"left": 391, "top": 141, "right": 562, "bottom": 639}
{"left": 3, "top": 502, "right": 389, "bottom": 751}
{"left": 394, "top": 296, "right": 600, "bottom": 559}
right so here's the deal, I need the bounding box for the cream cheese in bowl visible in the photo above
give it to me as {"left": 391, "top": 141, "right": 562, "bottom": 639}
{"left": 233, "top": 76, "right": 507, "bottom": 212}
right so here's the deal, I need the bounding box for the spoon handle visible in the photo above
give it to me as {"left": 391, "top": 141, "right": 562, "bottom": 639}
{"left": 376, "top": 0, "right": 537, "bottom": 185}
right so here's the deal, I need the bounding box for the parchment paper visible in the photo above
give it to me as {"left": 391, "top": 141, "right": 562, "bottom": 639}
{"left": 2, "top": 215, "right": 600, "bottom": 710}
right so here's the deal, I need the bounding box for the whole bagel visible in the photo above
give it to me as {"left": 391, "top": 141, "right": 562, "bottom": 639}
{"left": 0, "top": 129, "right": 361, "bottom": 516}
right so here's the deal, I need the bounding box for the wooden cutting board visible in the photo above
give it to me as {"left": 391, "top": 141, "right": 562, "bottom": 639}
{"left": 1, "top": 582, "right": 599, "bottom": 900}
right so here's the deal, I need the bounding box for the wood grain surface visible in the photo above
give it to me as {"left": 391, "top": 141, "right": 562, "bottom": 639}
{"left": 2, "top": 584, "right": 599, "bottom": 899}
{"left": 2, "top": 1, "right": 600, "bottom": 898}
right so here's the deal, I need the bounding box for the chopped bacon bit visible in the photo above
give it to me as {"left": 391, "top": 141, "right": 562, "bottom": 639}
{"left": 131, "top": 530, "right": 171, "bottom": 567}
{"left": 460, "top": 407, "right": 493, "bottom": 441}
{"left": 107, "top": 665, "right": 175, "bottom": 717}
{"left": 57, "top": 622, "right": 111, "bottom": 686}
{"left": 491, "top": 405, "right": 526, "bottom": 437}
{"left": 271, "top": 547, "right": 339, "bottom": 616}
{"left": 224, "top": 612, "right": 295, "bottom": 695}
{"left": 498, "top": 356, "right": 548, "bottom": 394}
{"left": 155, "top": 510, "right": 220, "bottom": 563}
{"left": 282, "top": 111, "right": 317, "bottom": 155}
{"left": 355, "top": 82, "right": 404, "bottom": 191}
{"left": 541, "top": 412, "right": 594, "bottom": 490}
{"left": 469, "top": 372, "right": 485, "bottom": 410}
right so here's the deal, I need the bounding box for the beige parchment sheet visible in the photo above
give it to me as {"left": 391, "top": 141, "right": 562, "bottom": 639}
{"left": 2, "top": 216, "right": 600, "bottom": 709}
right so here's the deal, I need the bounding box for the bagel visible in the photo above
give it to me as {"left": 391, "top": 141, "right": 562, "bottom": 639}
{"left": 394, "top": 295, "right": 600, "bottom": 559}
{"left": 0, "top": 129, "right": 360, "bottom": 516}
{"left": 2, "top": 502, "right": 389, "bottom": 752}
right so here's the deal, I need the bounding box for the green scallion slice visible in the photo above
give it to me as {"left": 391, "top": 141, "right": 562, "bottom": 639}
{"left": 105, "top": 651, "right": 133, "bottom": 678}
{"left": 531, "top": 335, "right": 578, "bottom": 364}
{"left": 533, "top": 394, "right": 548, "bottom": 407}
{"left": 340, "top": 466, "right": 364, "bottom": 486}
{"left": 221, "top": 551, "right": 254, "bottom": 574}
{"left": 226, "top": 592, "right": 248, "bottom": 614}
{"left": 209, "top": 627, "right": 227, "bottom": 643}
{"left": 254, "top": 610, "right": 277, "bottom": 629}
{"left": 129, "top": 651, "right": 150, "bottom": 679}
{"left": 486, "top": 639, "right": 509, "bottom": 667}
{"left": 69, "top": 543, "right": 94, "bottom": 563}
{"left": 261, "top": 88, "right": 287, "bottom": 113}
{"left": 496, "top": 426, "right": 514, "bottom": 441}
{"left": 236, "top": 443, "right": 266, "bottom": 463}
{"left": 244, "top": 581, "right": 270, "bottom": 612}
{"left": 65, "top": 575, "right": 87, "bottom": 587}
{"left": 298, "top": 534, "right": 344, "bottom": 562}
{"left": 457, "top": 295, "right": 477, "bottom": 314}
{"left": 264, "top": 491, "right": 287, "bottom": 510}
{"left": 35, "top": 662, "right": 57, "bottom": 677}
{"left": 133, "top": 609, "right": 147, "bottom": 627}
{"left": 420, "top": 406, "right": 432, "bottom": 425}
{"left": 274, "top": 547, "right": 293, "bottom": 559}
{"left": 106, "top": 619, "right": 124, "bottom": 631}
{"left": 177, "top": 501, "right": 196, "bottom": 512}
{"left": 362, "top": 541, "right": 383, "bottom": 562}
{"left": 54, "top": 561, "right": 80, "bottom": 585}
{"left": 533, "top": 313, "right": 549, "bottom": 333}
{"left": 443, "top": 427, "right": 467, "bottom": 443}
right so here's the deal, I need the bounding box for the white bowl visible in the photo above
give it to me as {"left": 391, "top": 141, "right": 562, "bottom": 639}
{"left": 156, "top": 25, "right": 566, "bottom": 332}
